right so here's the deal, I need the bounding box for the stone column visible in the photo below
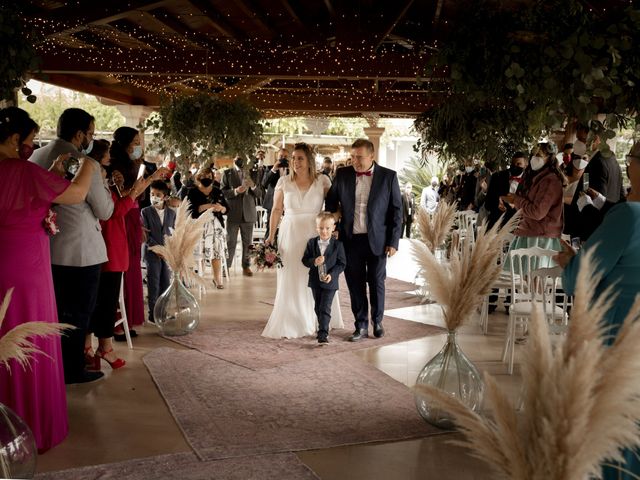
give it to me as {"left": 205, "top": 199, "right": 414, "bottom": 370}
{"left": 115, "top": 105, "right": 154, "bottom": 146}
{"left": 363, "top": 127, "right": 386, "bottom": 165}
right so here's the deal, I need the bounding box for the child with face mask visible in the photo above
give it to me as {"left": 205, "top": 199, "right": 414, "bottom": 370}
{"left": 141, "top": 180, "right": 177, "bottom": 323}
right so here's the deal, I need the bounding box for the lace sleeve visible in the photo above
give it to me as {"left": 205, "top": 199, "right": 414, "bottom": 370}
{"left": 275, "top": 176, "right": 286, "bottom": 192}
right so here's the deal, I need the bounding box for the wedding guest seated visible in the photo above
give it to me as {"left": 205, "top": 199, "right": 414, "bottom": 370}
{"left": 554, "top": 141, "right": 640, "bottom": 480}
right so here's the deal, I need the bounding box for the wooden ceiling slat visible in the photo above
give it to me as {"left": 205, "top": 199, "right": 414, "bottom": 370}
{"left": 373, "top": 0, "right": 416, "bottom": 49}
{"left": 230, "top": 0, "right": 274, "bottom": 38}
{"left": 183, "top": 0, "right": 244, "bottom": 39}
{"left": 141, "top": 9, "right": 214, "bottom": 50}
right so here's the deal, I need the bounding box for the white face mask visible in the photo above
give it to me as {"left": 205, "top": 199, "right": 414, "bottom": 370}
{"left": 530, "top": 156, "right": 546, "bottom": 171}
{"left": 150, "top": 195, "right": 163, "bottom": 207}
{"left": 130, "top": 145, "right": 143, "bottom": 161}
{"left": 82, "top": 139, "right": 94, "bottom": 156}
{"left": 190, "top": 168, "right": 198, "bottom": 175}
{"left": 465, "top": 166, "right": 475, "bottom": 173}
{"left": 573, "top": 158, "right": 588, "bottom": 170}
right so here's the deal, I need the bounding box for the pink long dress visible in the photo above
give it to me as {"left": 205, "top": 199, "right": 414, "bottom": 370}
{"left": 0, "top": 158, "right": 70, "bottom": 452}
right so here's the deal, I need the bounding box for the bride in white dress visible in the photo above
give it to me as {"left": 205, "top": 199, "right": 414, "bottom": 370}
{"left": 262, "top": 143, "right": 343, "bottom": 338}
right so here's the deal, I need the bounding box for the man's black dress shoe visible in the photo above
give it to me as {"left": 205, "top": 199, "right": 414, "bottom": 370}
{"left": 349, "top": 328, "right": 368, "bottom": 342}
{"left": 373, "top": 324, "right": 385, "bottom": 338}
{"left": 65, "top": 370, "right": 104, "bottom": 385}
{"left": 318, "top": 337, "right": 329, "bottom": 345}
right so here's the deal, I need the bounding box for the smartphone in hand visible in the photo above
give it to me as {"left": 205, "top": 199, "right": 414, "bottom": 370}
{"left": 582, "top": 172, "right": 589, "bottom": 191}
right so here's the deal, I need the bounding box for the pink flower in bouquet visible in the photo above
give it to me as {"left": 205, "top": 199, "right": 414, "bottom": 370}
{"left": 265, "top": 252, "right": 277, "bottom": 264}
{"left": 43, "top": 209, "right": 59, "bottom": 236}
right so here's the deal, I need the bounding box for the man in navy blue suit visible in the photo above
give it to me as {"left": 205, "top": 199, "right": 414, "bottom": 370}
{"left": 325, "top": 139, "right": 403, "bottom": 342}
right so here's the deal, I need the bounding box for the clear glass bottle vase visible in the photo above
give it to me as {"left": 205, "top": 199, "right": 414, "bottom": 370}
{"left": 153, "top": 273, "right": 200, "bottom": 336}
{"left": 0, "top": 402, "right": 37, "bottom": 479}
{"left": 414, "top": 331, "right": 484, "bottom": 429}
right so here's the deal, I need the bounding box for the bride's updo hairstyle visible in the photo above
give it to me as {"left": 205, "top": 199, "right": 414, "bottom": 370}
{"left": 290, "top": 142, "right": 318, "bottom": 181}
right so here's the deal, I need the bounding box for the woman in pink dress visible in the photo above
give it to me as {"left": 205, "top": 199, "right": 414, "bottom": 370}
{"left": 0, "top": 107, "right": 94, "bottom": 452}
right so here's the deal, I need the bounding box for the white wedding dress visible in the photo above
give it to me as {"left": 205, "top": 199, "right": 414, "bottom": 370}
{"left": 261, "top": 175, "right": 344, "bottom": 338}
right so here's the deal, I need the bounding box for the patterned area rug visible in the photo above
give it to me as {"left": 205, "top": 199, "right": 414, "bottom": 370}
{"left": 143, "top": 348, "right": 445, "bottom": 461}
{"left": 164, "top": 315, "right": 443, "bottom": 370}
{"left": 36, "top": 452, "right": 319, "bottom": 480}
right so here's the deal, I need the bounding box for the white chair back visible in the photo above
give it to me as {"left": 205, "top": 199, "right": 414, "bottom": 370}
{"left": 530, "top": 265, "right": 570, "bottom": 332}
{"left": 456, "top": 210, "right": 478, "bottom": 249}
{"left": 253, "top": 206, "right": 268, "bottom": 243}
{"left": 508, "top": 246, "right": 558, "bottom": 303}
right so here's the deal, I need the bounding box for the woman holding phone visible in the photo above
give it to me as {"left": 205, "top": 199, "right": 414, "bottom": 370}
{"left": 109, "top": 127, "right": 147, "bottom": 337}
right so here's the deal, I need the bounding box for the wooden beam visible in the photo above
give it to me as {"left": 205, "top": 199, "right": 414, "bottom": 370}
{"left": 323, "top": 0, "right": 336, "bottom": 18}
{"left": 33, "top": 73, "right": 159, "bottom": 106}
{"left": 110, "top": 19, "right": 173, "bottom": 50}
{"left": 220, "top": 77, "right": 273, "bottom": 99}
{"left": 37, "top": 47, "right": 433, "bottom": 81}
{"left": 278, "top": 0, "right": 305, "bottom": 29}
{"left": 184, "top": 0, "right": 243, "bottom": 39}
{"left": 231, "top": 0, "right": 273, "bottom": 37}
{"left": 38, "top": 1, "right": 170, "bottom": 37}
{"left": 142, "top": 9, "right": 212, "bottom": 50}
{"left": 374, "top": 0, "right": 416, "bottom": 49}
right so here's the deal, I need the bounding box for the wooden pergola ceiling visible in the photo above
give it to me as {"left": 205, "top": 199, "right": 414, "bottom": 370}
{"left": 24, "top": 0, "right": 452, "bottom": 117}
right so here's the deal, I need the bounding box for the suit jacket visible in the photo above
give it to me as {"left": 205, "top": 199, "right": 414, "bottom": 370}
{"left": 585, "top": 151, "right": 625, "bottom": 204}
{"left": 401, "top": 192, "right": 415, "bottom": 222}
{"left": 30, "top": 138, "right": 114, "bottom": 266}
{"left": 302, "top": 237, "right": 346, "bottom": 290}
{"left": 221, "top": 167, "right": 261, "bottom": 223}
{"left": 484, "top": 169, "right": 517, "bottom": 228}
{"left": 141, "top": 205, "right": 176, "bottom": 256}
{"left": 325, "top": 164, "right": 403, "bottom": 256}
{"left": 261, "top": 168, "right": 285, "bottom": 211}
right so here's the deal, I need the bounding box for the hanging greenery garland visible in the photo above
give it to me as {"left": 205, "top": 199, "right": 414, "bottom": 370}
{"left": 143, "top": 93, "right": 264, "bottom": 166}
{"left": 414, "top": 0, "right": 640, "bottom": 166}
{"left": 0, "top": 4, "right": 40, "bottom": 103}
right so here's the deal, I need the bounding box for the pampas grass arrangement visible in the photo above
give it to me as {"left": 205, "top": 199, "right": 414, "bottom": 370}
{"left": 0, "top": 288, "right": 72, "bottom": 369}
{"left": 150, "top": 199, "right": 212, "bottom": 287}
{"left": 415, "top": 201, "right": 458, "bottom": 253}
{"left": 411, "top": 214, "right": 519, "bottom": 331}
{"left": 415, "top": 248, "right": 640, "bottom": 480}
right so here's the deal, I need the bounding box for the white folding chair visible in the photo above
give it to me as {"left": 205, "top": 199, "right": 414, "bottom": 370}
{"left": 456, "top": 210, "right": 478, "bottom": 252}
{"left": 479, "top": 233, "right": 515, "bottom": 334}
{"left": 253, "top": 206, "right": 268, "bottom": 243}
{"left": 114, "top": 273, "right": 133, "bottom": 349}
{"left": 502, "top": 246, "right": 560, "bottom": 374}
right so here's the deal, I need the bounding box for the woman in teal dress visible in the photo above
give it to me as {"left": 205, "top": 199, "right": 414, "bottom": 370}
{"left": 555, "top": 142, "right": 640, "bottom": 480}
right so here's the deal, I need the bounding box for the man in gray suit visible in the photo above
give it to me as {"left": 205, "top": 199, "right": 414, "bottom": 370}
{"left": 222, "top": 156, "right": 262, "bottom": 276}
{"left": 30, "top": 108, "right": 114, "bottom": 384}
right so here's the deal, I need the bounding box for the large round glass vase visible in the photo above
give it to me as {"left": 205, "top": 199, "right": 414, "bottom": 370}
{"left": 0, "top": 403, "right": 37, "bottom": 479}
{"left": 154, "top": 274, "right": 200, "bottom": 336}
{"left": 414, "top": 331, "right": 484, "bottom": 429}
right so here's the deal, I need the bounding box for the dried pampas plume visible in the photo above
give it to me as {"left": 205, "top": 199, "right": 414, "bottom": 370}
{"left": 416, "top": 201, "right": 457, "bottom": 252}
{"left": 411, "top": 213, "right": 519, "bottom": 331}
{"left": 415, "top": 248, "right": 640, "bottom": 480}
{"left": 150, "top": 199, "right": 212, "bottom": 287}
{"left": 0, "top": 289, "right": 73, "bottom": 370}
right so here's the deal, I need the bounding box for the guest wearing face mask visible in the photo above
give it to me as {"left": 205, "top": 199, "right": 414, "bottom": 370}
{"left": 501, "top": 142, "right": 567, "bottom": 268}
{"left": 456, "top": 160, "right": 478, "bottom": 211}
{"left": 188, "top": 168, "right": 229, "bottom": 287}
{"left": 85, "top": 140, "right": 165, "bottom": 367}
{"left": 109, "top": 127, "right": 147, "bottom": 338}
{"left": 30, "top": 108, "right": 115, "bottom": 384}
{"left": 262, "top": 148, "right": 289, "bottom": 240}
{"left": 142, "top": 180, "right": 177, "bottom": 321}
{"left": 484, "top": 152, "right": 528, "bottom": 229}
{"left": 562, "top": 153, "right": 590, "bottom": 239}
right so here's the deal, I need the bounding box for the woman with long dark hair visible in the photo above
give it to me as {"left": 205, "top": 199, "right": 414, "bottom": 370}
{"left": 109, "top": 127, "right": 146, "bottom": 337}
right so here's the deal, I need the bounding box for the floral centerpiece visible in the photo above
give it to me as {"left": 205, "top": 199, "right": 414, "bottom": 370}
{"left": 249, "top": 243, "right": 283, "bottom": 270}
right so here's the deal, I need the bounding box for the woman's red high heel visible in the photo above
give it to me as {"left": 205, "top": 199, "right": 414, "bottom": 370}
{"left": 95, "top": 347, "right": 126, "bottom": 370}
{"left": 84, "top": 346, "right": 97, "bottom": 369}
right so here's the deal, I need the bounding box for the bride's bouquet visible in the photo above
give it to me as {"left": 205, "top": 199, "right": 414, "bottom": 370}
{"left": 249, "top": 243, "right": 283, "bottom": 270}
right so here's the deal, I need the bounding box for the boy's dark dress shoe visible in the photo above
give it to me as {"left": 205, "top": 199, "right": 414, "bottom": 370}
{"left": 348, "top": 328, "right": 368, "bottom": 342}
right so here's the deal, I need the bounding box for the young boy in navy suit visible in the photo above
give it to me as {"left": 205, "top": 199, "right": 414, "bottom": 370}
{"left": 141, "top": 180, "right": 176, "bottom": 323}
{"left": 302, "top": 212, "right": 347, "bottom": 344}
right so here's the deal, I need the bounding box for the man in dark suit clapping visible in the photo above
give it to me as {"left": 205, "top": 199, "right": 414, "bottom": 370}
{"left": 326, "top": 139, "right": 403, "bottom": 342}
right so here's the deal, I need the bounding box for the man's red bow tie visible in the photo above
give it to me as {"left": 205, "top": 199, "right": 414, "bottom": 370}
{"left": 356, "top": 171, "right": 372, "bottom": 177}
{"left": 510, "top": 176, "right": 522, "bottom": 183}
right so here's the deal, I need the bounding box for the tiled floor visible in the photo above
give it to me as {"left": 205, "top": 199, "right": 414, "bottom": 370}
{"left": 37, "top": 239, "right": 523, "bottom": 479}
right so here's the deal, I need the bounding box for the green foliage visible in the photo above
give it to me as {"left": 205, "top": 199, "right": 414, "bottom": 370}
{"left": 0, "top": 4, "right": 40, "bottom": 102}
{"left": 19, "top": 86, "right": 125, "bottom": 135}
{"left": 415, "top": 1, "right": 640, "bottom": 166}
{"left": 144, "top": 93, "right": 264, "bottom": 166}
{"left": 325, "top": 118, "right": 367, "bottom": 137}
{"left": 261, "top": 117, "right": 308, "bottom": 135}
{"left": 399, "top": 156, "right": 442, "bottom": 197}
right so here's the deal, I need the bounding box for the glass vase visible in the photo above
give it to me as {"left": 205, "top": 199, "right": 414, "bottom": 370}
{"left": 0, "top": 403, "right": 37, "bottom": 479}
{"left": 154, "top": 273, "right": 200, "bottom": 336}
{"left": 414, "top": 331, "right": 484, "bottom": 429}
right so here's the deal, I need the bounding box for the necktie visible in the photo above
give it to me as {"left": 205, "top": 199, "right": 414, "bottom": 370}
{"left": 509, "top": 176, "right": 522, "bottom": 183}
{"left": 356, "top": 171, "right": 372, "bottom": 177}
